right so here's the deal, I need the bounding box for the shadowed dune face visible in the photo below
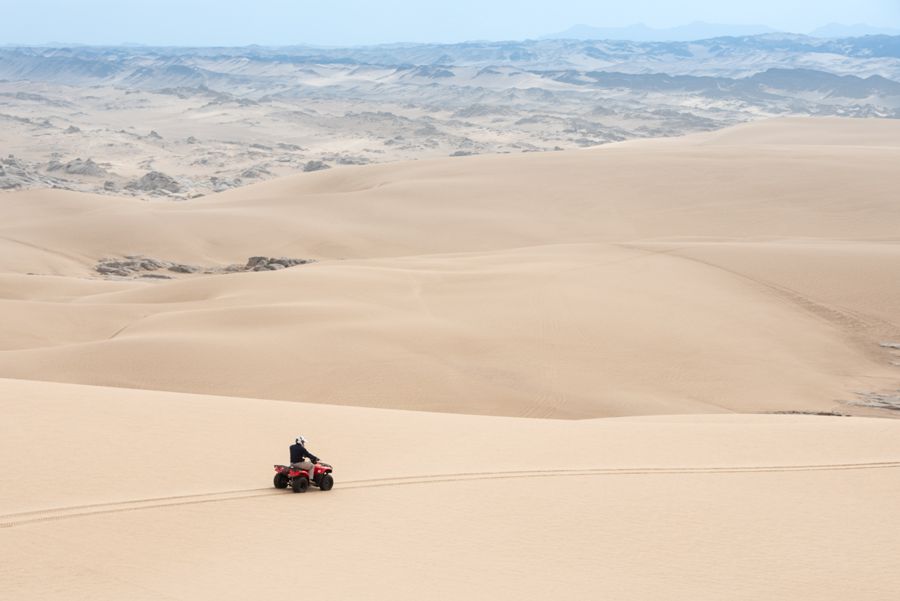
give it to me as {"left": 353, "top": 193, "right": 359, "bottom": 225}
{"left": 1, "top": 117, "right": 899, "bottom": 417}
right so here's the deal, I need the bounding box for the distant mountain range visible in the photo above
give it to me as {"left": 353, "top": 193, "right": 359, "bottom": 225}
{"left": 5, "top": 35, "right": 900, "bottom": 84}
{"left": 545, "top": 21, "right": 900, "bottom": 42}
{"left": 810, "top": 23, "right": 900, "bottom": 38}
{"left": 545, "top": 22, "right": 776, "bottom": 42}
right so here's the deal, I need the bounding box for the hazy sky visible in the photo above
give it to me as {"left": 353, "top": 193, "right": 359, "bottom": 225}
{"left": 2, "top": 0, "right": 899, "bottom": 46}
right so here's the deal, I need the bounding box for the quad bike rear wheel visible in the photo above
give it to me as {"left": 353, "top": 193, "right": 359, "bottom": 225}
{"left": 273, "top": 473, "right": 289, "bottom": 489}
{"left": 292, "top": 476, "right": 310, "bottom": 493}
{"left": 319, "top": 474, "right": 334, "bottom": 492}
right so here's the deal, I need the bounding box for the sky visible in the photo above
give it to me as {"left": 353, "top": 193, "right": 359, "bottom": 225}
{"left": 1, "top": 0, "right": 899, "bottom": 46}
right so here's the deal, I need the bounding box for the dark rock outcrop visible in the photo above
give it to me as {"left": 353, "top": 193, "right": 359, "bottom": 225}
{"left": 125, "top": 171, "right": 182, "bottom": 194}
{"left": 245, "top": 256, "right": 314, "bottom": 271}
{"left": 47, "top": 157, "right": 108, "bottom": 177}
{"left": 303, "top": 160, "right": 330, "bottom": 172}
{"left": 94, "top": 255, "right": 315, "bottom": 279}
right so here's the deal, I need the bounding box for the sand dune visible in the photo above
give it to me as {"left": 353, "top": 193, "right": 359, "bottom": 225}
{"left": 630, "top": 241, "right": 900, "bottom": 345}
{"left": 0, "top": 243, "right": 893, "bottom": 417}
{"left": 3, "top": 117, "right": 900, "bottom": 274}
{"left": 1, "top": 118, "right": 898, "bottom": 416}
{"left": 2, "top": 377, "right": 899, "bottom": 600}
{"left": 696, "top": 116, "right": 900, "bottom": 147}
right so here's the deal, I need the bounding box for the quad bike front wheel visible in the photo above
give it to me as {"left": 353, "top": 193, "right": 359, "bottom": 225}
{"left": 273, "top": 473, "right": 289, "bottom": 489}
{"left": 319, "top": 474, "right": 334, "bottom": 492}
{"left": 292, "top": 476, "right": 310, "bottom": 493}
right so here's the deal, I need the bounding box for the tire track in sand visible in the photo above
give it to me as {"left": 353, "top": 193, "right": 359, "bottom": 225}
{"left": 3, "top": 460, "right": 900, "bottom": 529}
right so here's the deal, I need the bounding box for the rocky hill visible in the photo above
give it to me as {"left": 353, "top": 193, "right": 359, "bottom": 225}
{"left": 1, "top": 34, "right": 898, "bottom": 196}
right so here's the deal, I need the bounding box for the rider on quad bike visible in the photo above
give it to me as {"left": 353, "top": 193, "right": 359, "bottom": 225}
{"left": 290, "top": 435, "right": 320, "bottom": 474}
{"left": 273, "top": 435, "right": 334, "bottom": 493}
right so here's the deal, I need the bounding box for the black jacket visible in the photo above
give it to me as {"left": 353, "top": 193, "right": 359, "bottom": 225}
{"left": 290, "top": 442, "right": 319, "bottom": 464}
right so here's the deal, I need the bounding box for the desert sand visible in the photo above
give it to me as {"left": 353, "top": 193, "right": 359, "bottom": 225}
{"left": 1, "top": 117, "right": 898, "bottom": 416}
{"left": 2, "top": 117, "right": 899, "bottom": 599}
{"left": 2, "top": 378, "right": 899, "bottom": 600}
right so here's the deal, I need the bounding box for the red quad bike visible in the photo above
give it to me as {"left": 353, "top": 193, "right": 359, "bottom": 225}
{"left": 273, "top": 462, "right": 334, "bottom": 493}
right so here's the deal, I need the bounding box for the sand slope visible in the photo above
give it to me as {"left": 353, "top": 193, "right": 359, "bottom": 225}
{"left": 2, "top": 378, "right": 899, "bottom": 600}
{"left": 0, "top": 243, "right": 893, "bottom": 417}
{"left": 1, "top": 118, "right": 898, "bottom": 416}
